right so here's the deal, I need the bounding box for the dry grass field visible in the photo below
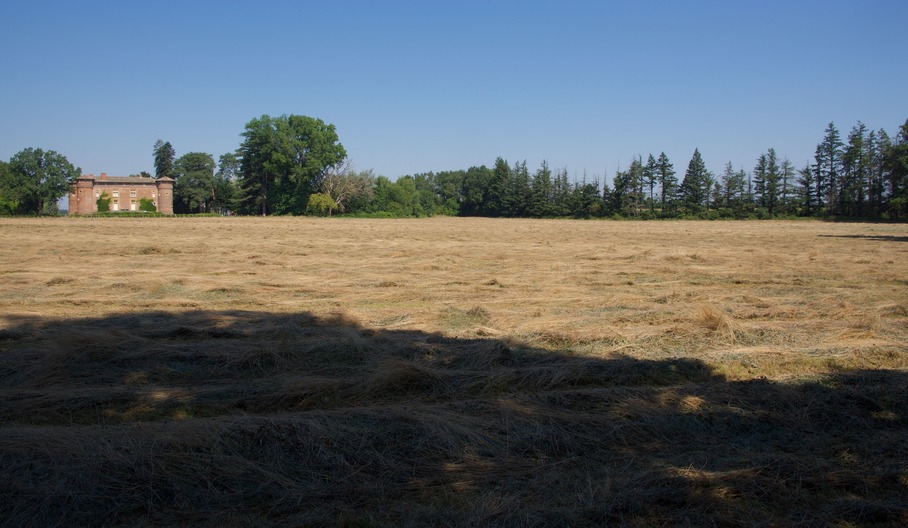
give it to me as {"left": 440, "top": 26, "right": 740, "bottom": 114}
{"left": 1, "top": 216, "right": 906, "bottom": 526}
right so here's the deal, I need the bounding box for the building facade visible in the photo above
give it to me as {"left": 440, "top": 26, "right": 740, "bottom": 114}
{"left": 69, "top": 173, "right": 174, "bottom": 215}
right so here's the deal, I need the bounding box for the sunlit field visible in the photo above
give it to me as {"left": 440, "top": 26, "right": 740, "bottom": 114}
{"left": 1, "top": 216, "right": 906, "bottom": 526}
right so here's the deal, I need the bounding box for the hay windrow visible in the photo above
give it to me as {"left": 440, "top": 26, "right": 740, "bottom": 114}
{"left": 0, "top": 217, "right": 906, "bottom": 526}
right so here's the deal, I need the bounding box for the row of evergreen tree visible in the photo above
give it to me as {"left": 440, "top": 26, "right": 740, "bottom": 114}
{"left": 391, "top": 119, "right": 907, "bottom": 220}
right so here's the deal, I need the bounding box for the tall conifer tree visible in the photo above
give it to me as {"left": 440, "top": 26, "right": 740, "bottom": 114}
{"left": 680, "top": 148, "right": 708, "bottom": 214}
{"left": 656, "top": 152, "right": 676, "bottom": 216}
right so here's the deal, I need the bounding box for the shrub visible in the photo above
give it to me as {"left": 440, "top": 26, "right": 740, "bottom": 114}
{"left": 306, "top": 193, "right": 337, "bottom": 216}
{"left": 139, "top": 197, "right": 156, "bottom": 212}
{"left": 96, "top": 192, "right": 111, "bottom": 212}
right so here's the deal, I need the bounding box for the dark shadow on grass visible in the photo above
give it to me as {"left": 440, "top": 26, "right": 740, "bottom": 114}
{"left": 818, "top": 234, "right": 908, "bottom": 242}
{"left": 0, "top": 310, "right": 905, "bottom": 527}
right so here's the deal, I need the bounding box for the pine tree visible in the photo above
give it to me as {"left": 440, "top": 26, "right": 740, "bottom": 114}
{"left": 719, "top": 162, "right": 737, "bottom": 211}
{"left": 710, "top": 179, "right": 723, "bottom": 213}
{"left": 720, "top": 162, "right": 747, "bottom": 216}
{"left": 153, "top": 140, "right": 176, "bottom": 179}
{"left": 627, "top": 157, "right": 644, "bottom": 217}
{"left": 765, "top": 148, "right": 781, "bottom": 215}
{"left": 600, "top": 176, "right": 614, "bottom": 216}
{"left": 840, "top": 122, "right": 868, "bottom": 217}
{"left": 884, "top": 118, "right": 908, "bottom": 219}
{"left": 505, "top": 160, "right": 531, "bottom": 217}
{"left": 552, "top": 167, "right": 572, "bottom": 216}
{"left": 680, "top": 148, "right": 708, "bottom": 215}
{"left": 529, "top": 160, "right": 553, "bottom": 217}
{"left": 867, "top": 129, "right": 887, "bottom": 217}
{"left": 752, "top": 148, "right": 781, "bottom": 215}
{"left": 656, "top": 152, "right": 676, "bottom": 216}
{"left": 814, "top": 122, "right": 843, "bottom": 214}
{"left": 488, "top": 157, "right": 511, "bottom": 217}
{"left": 780, "top": 157, "right": 795, "bottom": 215}
{"left": 644, "top": 154, "right": 657, "bottom": 215}
{"left": 797, "top": 163, "right": 815, "bottom": 216}
{"left": 572, "top": 177, "right": 601, "bottom": 218}
{"left": 753, "top": 153, "right": 768, "bottom": 209}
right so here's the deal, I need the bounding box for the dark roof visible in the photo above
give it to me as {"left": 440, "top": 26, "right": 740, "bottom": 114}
{"left": 82, "top": 175, "right": 159, "bottom": 184}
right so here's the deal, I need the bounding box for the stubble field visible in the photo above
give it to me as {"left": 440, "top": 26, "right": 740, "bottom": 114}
{"left": 1, "top": 216, "right": 906, "bottom": 526}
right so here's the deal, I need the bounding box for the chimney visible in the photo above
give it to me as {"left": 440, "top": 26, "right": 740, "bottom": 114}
{"left": 101, "top": 172, "right": 107, "bottom": 180}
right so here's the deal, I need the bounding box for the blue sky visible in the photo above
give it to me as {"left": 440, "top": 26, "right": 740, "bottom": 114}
{"left": 1, "top": 1, "right": 906, "bottom": 182}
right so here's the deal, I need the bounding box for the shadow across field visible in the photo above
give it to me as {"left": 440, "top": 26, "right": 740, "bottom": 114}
{"left": 1, "top": 310, "right": 906, "bottom": 527}
{"left": 818, "top": 234, "right": 908, "bottom": 243}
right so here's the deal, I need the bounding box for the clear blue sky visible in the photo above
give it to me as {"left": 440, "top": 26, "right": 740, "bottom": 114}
{"left": 1, "top": 1, "right": 906, "bottom": 182}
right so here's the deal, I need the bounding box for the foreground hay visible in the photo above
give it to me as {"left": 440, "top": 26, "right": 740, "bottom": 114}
{"left": 0, "top": 217, "right": 906, "bottom": 526}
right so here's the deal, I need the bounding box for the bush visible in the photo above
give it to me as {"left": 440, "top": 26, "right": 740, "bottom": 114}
{"left": 139, "top": 197, "right": 156, "bottom": 212}
{"left": 96, "top": 192, "right": 111, "bottom": 212}
{"left": 306, "top": 193, "right": 337, "bottom": 216}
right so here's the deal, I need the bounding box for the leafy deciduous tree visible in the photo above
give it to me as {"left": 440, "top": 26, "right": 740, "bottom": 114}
{"left": 173, "top": 152, "right": 216, "bottom": 213}
{"left": 306, "top": 193, "right": 337, "bottom": 216}
{"left": 238, "top": 115, "right": 346, "bottom": 215}
{"left": 3, "top": 148, "right": 80, "bottom": 215}
{"left": 459, "top": 165, "right": 493, "bottom": 216}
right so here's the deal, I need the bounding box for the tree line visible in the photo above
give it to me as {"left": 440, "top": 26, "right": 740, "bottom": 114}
{"left": 1, "top": 115, "right": 906, "bottom": 219}
{"left": 152, "top": 115, "right": 908, "bottom": 220}
{"left": 389, "top": 119, "right": 907, "bottom": 221}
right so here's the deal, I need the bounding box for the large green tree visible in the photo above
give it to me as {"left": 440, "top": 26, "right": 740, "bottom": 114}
{"left": 2, "top": 148, "right": 80, "bottom": 215}
{"left": 370, "top": 175, "right": 428, "bottom": 217}
{"left": 0, "top": 161, "right": 14, "bottom": 214}
{"left": 238, "top": 114, "right": 346, "bottom": 215}
{"left": 459, "top": 165, "right": 493, "bottom": 216}
{"left": 213, "top": 152, "right": 241, "bottom": 214}
{"left": 153, "top": 140, "right": 176, "bottom": 178}
{"left": 173, "top": 152, "right": 216, "bottom": 213}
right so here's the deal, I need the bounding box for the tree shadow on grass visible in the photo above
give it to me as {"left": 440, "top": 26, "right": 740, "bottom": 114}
{"left": 818, "top": 234, "right": 908, "bottom": 243}
{"left": 0, "top": 310, "right": 905, "bottom": 527}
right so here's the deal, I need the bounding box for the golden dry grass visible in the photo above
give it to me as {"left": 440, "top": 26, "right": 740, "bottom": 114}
{"left": 0, "top": 217, "right": 906, "bottom": 526}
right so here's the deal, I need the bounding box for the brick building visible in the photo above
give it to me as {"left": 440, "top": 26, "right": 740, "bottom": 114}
{"left": 69, "top": 173, "right": 174, "bottom": 215}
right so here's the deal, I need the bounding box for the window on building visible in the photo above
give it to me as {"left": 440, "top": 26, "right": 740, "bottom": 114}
{"left": 130, "top": 199, "right": 137, "bottom": 211}
{"left": 112, "top": 190, "right": 119, "bottom": 198}
{"left": 130, "top": 190, "right": 137, "bottom": 198}
{"left": 112, "top": 202, "right": 119, "bottom": 211}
